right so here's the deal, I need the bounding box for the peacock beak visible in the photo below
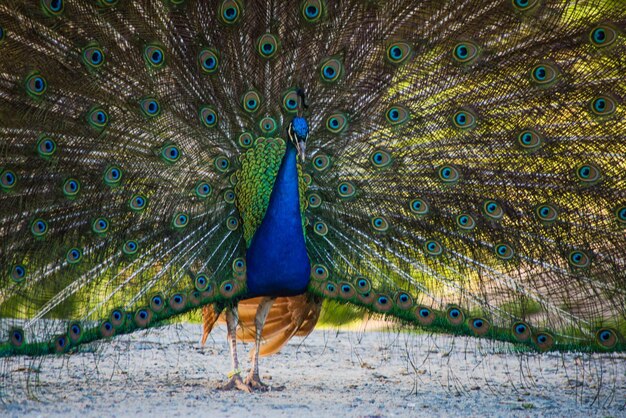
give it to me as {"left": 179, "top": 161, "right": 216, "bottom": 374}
{"left": 297, "top": 140, "right": 306, "bottom": 162}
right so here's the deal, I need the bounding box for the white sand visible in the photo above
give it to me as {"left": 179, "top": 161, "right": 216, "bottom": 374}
{"left": 2, "top": 323, "right": 625, "bottom": 417}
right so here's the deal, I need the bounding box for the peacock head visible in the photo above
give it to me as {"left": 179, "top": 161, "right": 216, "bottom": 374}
{"left": 288, "top": 117, "right": 308, "bottom": 162}
{"left": 287, "top": 88, "right": 309, "bottom": 162}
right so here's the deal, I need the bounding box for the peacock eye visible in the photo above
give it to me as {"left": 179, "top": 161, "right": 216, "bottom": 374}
{"left": 172, "top": 212, "right": 189, "bottom": 229}
{"left": 590, "top": 25, "right": 617, "bottom": 48}
{"left": 452, "top": 109, "right": 476, "bottom": 129}
{"left": 238, "top": 132, "right": 253, "bottom": 148}
{"left": 219, "top": 0, "right": 242, "bottom": 25}
{"left": 144, "top": 45, "right": 165, "bottom": 68}
{"left": 385, "top": 42, "right": 412, "bottom": 65}
{"left": 83, "top": 44, "right": 105, "bottom": 68}
{"left": 301, "top": 0, "right": 324, "bottom": 22}
{"left": 161, "top": 145, "right": 181, "bottom": 163}
{"left": 319, "top": 57, "right": 343, "bottom": 83}
{"left": 25, "top": 73, "right": 47, "bottom": 97}
{"left": 37, "top": 136, "right": 57, "bottom": 158}
{"left": 590, "top": 95, "right": 616, "bottom": 116}
{"left": 199, "top": 106, "right": 218, "bottom": 128}
{"left": 199, "top": 49, "right": 219, "bottom": 74}
{"left": 42, "top": 0, "right": 64, "bottom": 15}
{"left": 256, "top": 34, "right": 279, "bottom": 59}
{"left": 452, "top": 41, "right": 480, "bottom": 63}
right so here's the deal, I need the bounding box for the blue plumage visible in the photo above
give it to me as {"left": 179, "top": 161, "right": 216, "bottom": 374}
{"left": 291, "top": 116, "right": 309, "bottom": 141}
{"left": 246, "top": 142, "right": 310, "bottom": 297}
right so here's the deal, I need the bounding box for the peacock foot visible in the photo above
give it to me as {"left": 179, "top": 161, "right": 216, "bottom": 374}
{"left": 245, "top": 372, "right": 275, "bottom": 391}
{"left": 245, "top": 373, "right": 285, "bottom": 392}
{"left": 218, "top": 374, "right": 252, "bottom": 393}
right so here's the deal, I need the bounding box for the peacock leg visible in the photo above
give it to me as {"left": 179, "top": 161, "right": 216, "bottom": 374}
{"left": 245, "top": 296, "right": 276, "bottom": 391}
{"left": 218, "top": 304, "right": 251, "bottom": 392}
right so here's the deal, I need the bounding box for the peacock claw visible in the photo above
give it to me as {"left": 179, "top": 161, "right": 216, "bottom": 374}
{"left": 218, "top": 375, "right": 252, "bottom": 393}
{"left": 245, "top": 374, "right": 270, "bottom": 391}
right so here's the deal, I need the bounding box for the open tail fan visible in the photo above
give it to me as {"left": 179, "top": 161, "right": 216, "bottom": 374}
{"left": 0, "top": 0, "right": 625, "bottom": 396}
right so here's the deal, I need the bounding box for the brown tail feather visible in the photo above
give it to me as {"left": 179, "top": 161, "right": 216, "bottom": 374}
{"left": 201, "top": 294, "right": 322, "bottom": 357}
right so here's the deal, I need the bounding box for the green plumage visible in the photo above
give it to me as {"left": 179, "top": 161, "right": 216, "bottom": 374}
{"left": 0, "top": 0, "right": 625, "bottom": 375}
{"left": 235, "top": 137, "right": 308, "bottom": 246}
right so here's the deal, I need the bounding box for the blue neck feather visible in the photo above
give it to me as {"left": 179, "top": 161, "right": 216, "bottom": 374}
{"left": 245, "top": 142, "right": 311, "bottom": 297}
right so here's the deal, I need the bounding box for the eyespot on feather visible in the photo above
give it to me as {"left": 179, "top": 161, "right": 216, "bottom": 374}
{"left": 386, "top": 41, "right": 412, "bottom": 65}
{"left": 438, "top": 165, "right": 460, "bottom": 184}
{"left": 468, "top": 318, "right": 490, "bottom": 336}
{"left": 194, "top": 273, "right": 211, "bottom": 292}
{"left": 0, "top": 169, "right": 17, "bottom": 191}
{"left": 494, "top": 243, "right": 515, "bottom": 260}
{"left": 169, "top": 293, "right": 187, "bottom": 312}
{"left": 385, "top": 105, "right": 410, "bottom": 125}
{"left": 589, "top": 25, "right": 618, "bottom": 48}
{"left": 373, "top": 294, "right": 393, "bottom": 312}
{"left": 533, "top": 331, "right": 554, "bottom": 351}
{"left": 452, "top": 109, "right": 476, "bottom": 129}
{"left": 415, "top": 306, "right": 435, "bottom": 326}
{"left": 424, "top": 239, "right": 443, "bottom": 256}
{"left": 455, "top": 213, "right": 476, "bottom": 231}
{"left": 589, "top": 95, "right": 616, "bottom": 117}
{"left": 452, "top": 41, "right": 480, "bottom": 63}
{"left": 82, "top": 44, "right": 105, "bottom": 69}
{"left": 337, "top": 181, "right": 356, "bottom": 198}
{"left": 256, "top": 34, "right": 279, "bottom": 59}
{"left": 220, "top": 280, "right": 238, "bottom": 298}
{"left": 512, "top": 322, "right": 532, "bottom": 342}
{"left": 301, "top": 0, "right": 324, "bottom": 23}
{"left": 198, "top": 48, "right": 219, "bottom": 74}
{"left": 517, "top": 129, "right": 544, "bottom": 152}
{"left": 282, "top": 89, "right": 301, "bottom": 114}
{"left": 313, "top": 220, "right": 328, "bottom": 236}
{"left": 42, "top": 0, "right": 64, "bottom": 16}
{"left": 25, "top": 73, "right": 47, "bottom": 98}
{"left": 395, "top": 292, "right": 413, "bottom": 310}
{"left": 312, "top": 154, "right": 331, "bottom": 172}
{"left": 62, "top": 178, "right": 80, "bottom": 198}
{"left": 10, "top": 265, "right": 27, "bottom": 283}
{"left": 144, "top": 44, "right": 165, "bottom": 68}
{"left": 567, "top": 250, "right": 590, "bottom": 269}
{"left": 574, "top": 163, "right": 601, "bottom": 186}
{"left": 339, "top": 282, "right": 355, "bottom": 299}
{"left": 596, "top": 328, "right": 618, "bottom": 349}
{"left": 87, "top": 107, "right": 109, "bottom": 130}
{"left": 370, "top": 150, "right": 392, "bottom": 168}
{"left": 326, "top": 112, "right": 349, "bottom": 133}
{"left": 311, "top": 264, "right": 329, "bottom": 281}
{"left": 242, "top": 90, "right": 263, "bottom": 113}
{"left": 172, "top": 212, "right": 189, "bottom": 229}
{"left": 66, "top": 247, "right": 82, "bottom": 264}
{"left": 410, "top": 198, "right": 429, "bottom": 216}
{"left": 223, "top": 189, "right": 236, "bottom": 204}
{"left": 530, "top": 63, "right": 559, "bottom": 86}
{"left": 511, "top": 0, "right": 540, "bottom": 12}
{"left": 447, "top": 306, "right": 464, "bottom": 326}
{"left": 482, "top": 200, "right": 504, "bottom": 220}
{"left": 535, "top": 203, "right": 558, "bottom": 223}
{"left": 123, "top": 240, "right": 139, "bottom": 256}
{"left": 92, "top": 217, "right": 109, "bottom": 235}
{"left": 134, "top": 308, "right": 152, "bottom": 328}
{"left": 199, "top": 106, "right": 218, "bottom": 128}
{"left": 319, "top": 57, "right": 343, "bottom": 83}
{"left": 219, "top": 0, "right": 242, "bottom": 25}
{"left": 371, "top": 216, "right": 389, "bottom": 232}
{"left": 31, "top": 218, "right": 49, "bottom": 238}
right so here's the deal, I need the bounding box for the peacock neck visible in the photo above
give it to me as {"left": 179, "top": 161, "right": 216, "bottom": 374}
{"left": 244, "top": 141, "right": 311, "bottom": 297}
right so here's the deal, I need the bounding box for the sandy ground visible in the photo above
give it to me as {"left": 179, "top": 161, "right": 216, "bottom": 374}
{"left": 1, "top": 323, "right": 625, "bottom": 418}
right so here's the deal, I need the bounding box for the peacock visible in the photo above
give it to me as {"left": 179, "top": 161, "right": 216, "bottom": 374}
{"left": 0, "top": 0, "right": 625, "bottom": 394}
